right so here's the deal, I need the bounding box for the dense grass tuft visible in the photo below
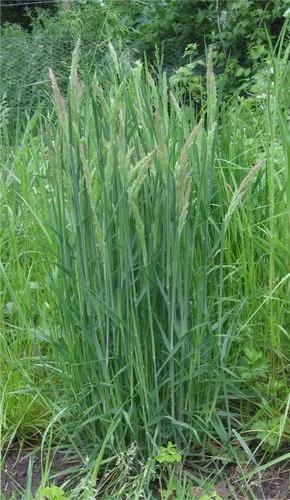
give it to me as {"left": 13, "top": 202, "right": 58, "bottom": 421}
{"left": 0, "top": 35, "right": 289, "bottom": 496}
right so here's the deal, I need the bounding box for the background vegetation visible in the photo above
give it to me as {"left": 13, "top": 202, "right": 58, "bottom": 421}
{"left": 1, "top": 0, "right": 289, "bottom": 120}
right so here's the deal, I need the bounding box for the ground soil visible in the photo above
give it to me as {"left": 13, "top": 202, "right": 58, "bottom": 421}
{"left": 0, "top": 448, "right": 75, "bottom": 499}
{"left": 214, "top": 462, "right": 290, "bottom": 499}
{"left": 1, "top": 449, "right": 289, "bottom": 499}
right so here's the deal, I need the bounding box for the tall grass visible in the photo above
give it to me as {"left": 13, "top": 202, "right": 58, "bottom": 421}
{"left": 1, "top": 33, "right": 289, "bottom": 495}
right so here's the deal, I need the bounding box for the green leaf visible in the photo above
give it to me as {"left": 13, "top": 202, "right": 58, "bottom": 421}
{"left": 38, "top": 485, "right": 67, "bottom": 500}
{"left": 156, "top": 442, "right": 182, "bottom": 464}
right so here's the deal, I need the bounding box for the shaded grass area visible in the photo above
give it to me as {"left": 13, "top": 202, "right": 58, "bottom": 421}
{"left": 0, "top": 29, "right": 290, "bottom": 497}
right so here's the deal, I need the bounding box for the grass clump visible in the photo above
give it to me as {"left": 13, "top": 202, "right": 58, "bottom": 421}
{"left": 1, "top": 27, "right": 290, "bottom": 497}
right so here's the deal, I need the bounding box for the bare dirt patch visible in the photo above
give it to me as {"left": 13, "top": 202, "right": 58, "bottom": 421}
{"left": 214, "top": 462, "right": 290, "bottom": 499}
{"left": 1, "top": 448, "right": 76, "bottom": 499}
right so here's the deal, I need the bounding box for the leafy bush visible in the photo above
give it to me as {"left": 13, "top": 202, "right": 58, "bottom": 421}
{"left": 133, "top": 0, "right": 289, "bottom": 93}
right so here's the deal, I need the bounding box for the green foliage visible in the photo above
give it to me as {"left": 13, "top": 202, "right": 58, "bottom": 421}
{"left": 160, "top": 477, "right": 178, "bottom": 499}
{"left": 239, "top": 346, "right": 269, "bottom": 382}
{"left": 0, "top": 1, "right": 131, "bottom": 120}
{"left": 38, "top": 486, "right": 67, "bottom": 500}
{"left": 156, "top": 442, "right": 182, "bottom": 464}
{"left": 2, "top": 0, "right": 289, "bottom": 123}
{"left": 251, "top": 417, "right": 289, "bottom": 451}
{"left": 169, "top": 43, "right": 205, "bottom": 101}
{"left": 200, "top": 491, "right": 222, "bottom": 500}
{"left": 133, "top": 0, "right": 289, "bottom": 93}
{"left": 200, "top": 493, "right": 222, "bottom": 500}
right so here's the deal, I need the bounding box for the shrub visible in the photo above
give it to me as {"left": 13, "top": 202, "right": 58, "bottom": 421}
{"left": 132, "top": 0, "right": 289, "bottom": 93}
